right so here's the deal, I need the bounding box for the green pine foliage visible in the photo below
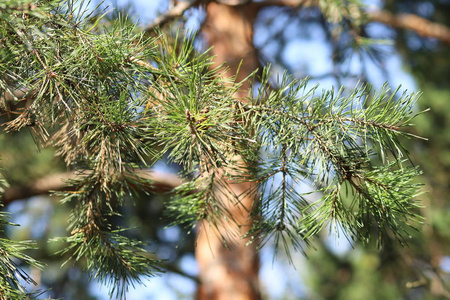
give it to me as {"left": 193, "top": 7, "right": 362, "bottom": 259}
{"left": 0, "top": 0, "right": 425, "bottom": 299}
{"left": 0, "top": 171, "right": 44, "bottom": 299}
{"left": 241, "top": 70, "right": 424, "bottom": 254}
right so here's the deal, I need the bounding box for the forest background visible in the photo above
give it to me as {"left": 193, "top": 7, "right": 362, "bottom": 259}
{"left": 1, "top": 0, "right": 450, "bottom": 299}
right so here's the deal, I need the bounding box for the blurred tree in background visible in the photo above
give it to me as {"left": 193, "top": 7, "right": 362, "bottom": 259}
{"left": 1, "top": 0, "right": 449, "bottom": 299}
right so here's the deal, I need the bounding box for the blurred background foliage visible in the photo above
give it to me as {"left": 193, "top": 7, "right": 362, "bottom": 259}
{"left": 1, "top": 0, "right": 450, "bottom": 299}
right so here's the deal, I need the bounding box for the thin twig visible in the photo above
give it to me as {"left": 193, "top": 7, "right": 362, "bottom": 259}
{"left": 144, "top": 0, "right": 201, "bottom": 32}
{"left": 368, "top": 10, "right": 450, "bottom": 46}
{"left": 252, "top": 0, "right": 317, "bottom": 9}
{"left": 164, "top": 263, "right": 200, "bottom": 283}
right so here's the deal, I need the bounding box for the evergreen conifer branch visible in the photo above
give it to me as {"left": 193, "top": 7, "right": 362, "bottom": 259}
{"left": 0, "top": 0, "right": 427, "bottom": 298}
{"left": 240, "top": 69, "right": 423, "bottom": 250}
{"left": 54, "top": 173, "right": 163, "bottom": 299}
{"left": 0, "top": 206, "right": 45, "bottom": 299}
{"left": 2, "top": 1, "right": 167, "bottom": 297}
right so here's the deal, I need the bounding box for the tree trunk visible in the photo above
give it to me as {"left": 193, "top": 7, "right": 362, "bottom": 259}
{"left": 195, "top": 3, "right": 262, "bottom": 300}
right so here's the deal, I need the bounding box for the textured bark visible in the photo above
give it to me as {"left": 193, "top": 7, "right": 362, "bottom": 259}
{"left": 202, "top": 2, "right": 260, "bottom": 99}
{"left": 196, "top": 3, "right": 261, "bottom": 300}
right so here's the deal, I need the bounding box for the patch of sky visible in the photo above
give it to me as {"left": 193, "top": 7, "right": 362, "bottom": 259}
{"left": 416, "top": 1, "right": 435, "bottom": 17}
{"left": 184, "top": 7, "right": 206, "bottom": 34}
{"left": 179, "top": 254, "right": 199, "bottom": 278}
{"left": 6, "top": 201, "right": 30, "bottom": 235}
{"left": 89, "top": 251, "right": 198, "bottom": 299}
{"left": 260, "top": 245, "right": 309, "bottom": 299}
{"left": 256, "top": 7, "right": 292, "bottom": 39}
{"left": 440, "top": 256, "right": 450, "bottom": 273}
{"left": 89, "top": 275, "right": 193, "bottom": 300}
{"left": 365, "top": 22, "right": 396, "bottom": 40}
{"left": 343, "top": 48, "right": 416, "bottom": 93}
{"left": 6, "top": 196, "right": 54, "bottom": 240}
{"left": 282, "top": 39, "right": 333, "bottom": 77}
{"left": 355, "top": 20, "right": 418, "bottom": 92}
{"left": 28, "top": 197, "right": 54, "bottom": 239}
{"left": 153, "top": 158, "right": 177, "bottom": 173}
{"left": 157, "top": 225, "right": 182, "bottom": 243}
{"left": 384, "top": 53, "right": 417, "bottom": 91}
{"left": 93, "top": 0, "right": 160, "bottom": 23}
{"left": 324, "top": 223, "right": 354, "bottom": 256}
{"left": 363, "top": 0, "right": 383, "bottom": 9}
{"left": 95, "top": 0, "right": 205, "bottom": 35}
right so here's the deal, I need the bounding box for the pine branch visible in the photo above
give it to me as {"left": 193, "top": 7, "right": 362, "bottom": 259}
{"left": 0, "top": 0, "right": 428, "bottom": 298}
{"left": 55, "top": 174, "right": 164, "bottom": 299}
{"left": 241, "top": 68, "right": 424, "bottom": 251}
{"left": 0, "top": 207, "right": 45, "bottom": 299}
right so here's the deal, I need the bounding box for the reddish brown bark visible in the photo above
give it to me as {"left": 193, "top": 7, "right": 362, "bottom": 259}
{"left": 195, "top": 3, "right": 261, "bottom": 300}
{"left": 202, "top": 3, "right": 260, "bottom": 99}
{"left": 1, "top": 170, "right": 183, "bottom": 205}
{"left": 367, "top": 10, "right": 450, "bottom": 46}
